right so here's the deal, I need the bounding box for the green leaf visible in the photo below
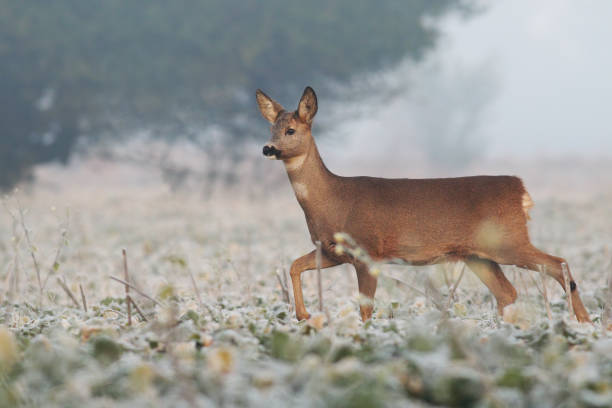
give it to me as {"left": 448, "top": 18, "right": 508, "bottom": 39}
{"left": 157, "top": 284, "right": 175, "bottom": 300}
{"left": 164, "top": 255, "right": 187, "bottom": 268}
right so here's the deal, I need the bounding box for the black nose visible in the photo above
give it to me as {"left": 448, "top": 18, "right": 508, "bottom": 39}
{"left": 263, "top": 145, "right": 281, "bottom": 158}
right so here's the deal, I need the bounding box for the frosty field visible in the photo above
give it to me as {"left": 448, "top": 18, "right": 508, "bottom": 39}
{"left": 1, "top": 163, "right": 612, "bottom": 408}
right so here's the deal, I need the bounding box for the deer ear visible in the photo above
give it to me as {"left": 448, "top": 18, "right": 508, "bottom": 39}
{"left": 297, "top": 86, "right": 318, "bottom": 124}
{"left": 256, "top": 89, "right": 284, "bottom": 123}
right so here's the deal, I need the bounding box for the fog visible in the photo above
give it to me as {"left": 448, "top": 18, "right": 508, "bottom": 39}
{"left": 322, "top": 0, "right": 612, "bottom": 168}
{"left": 8, "top": 1, "right": 612, "bottom": 197}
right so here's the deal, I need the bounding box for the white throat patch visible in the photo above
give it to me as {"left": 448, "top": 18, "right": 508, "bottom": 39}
{"left": 292, "top": 182, "right": 308, "bottom": 199}
{"left": 284, "top": 154, "right": 306, "bottom": 171}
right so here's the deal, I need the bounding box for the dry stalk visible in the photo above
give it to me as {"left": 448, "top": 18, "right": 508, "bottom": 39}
{"left": 445, "top": 263, "right": 466, "bottom": 310}
{"left": 383, "top": 273, "right": 427, "bottom": 298}
{"left": 489, "top": 294, "right": 500, "bottom": 327}
{"left": 79, "top": 284, "right": 88, "bottom": 313}
{"left": 228, "top": 257, "right": 252, "bottom": 303}
{"left": 425, "top": 274, "right": 445, "bottom": 312}
{"left": 275, "top": 268, "right": 291, "bottom": 305}
{"left": 14, "top": 198, "right": 43, "bottom": 298}
{"left": 538, "top": 266, "right": 552, "bottom": 321}
{"left": 284, "top": 266, "right": 294, "bottom": 310}
{"left": 129, "top": 297, "right": 148, "bottom": 322}
{"left": 8, "top": 217, "right": 21, "bottom": 302}
{"left": 345, "top": 264, "right": 353, "bottom": 296}
{"left": 512, "top": 268, "right": 519, "bottom": 297}
{"left": 602, "top": 260, "right": 612, "bottom": 333}
{"left": 122, "top": 249, "right": 132, "bottom": 326}
{"left": 316, "top": 240, "right": 323, "bottom": 312}
{"left": 244, "top": 233, "right": 253, "bottom": 301}
{"left": 109, "top": 276, "right": 162, "bottom": 306}
{"left": 41, "top": 210, "right": 70, "bottom": 291}
{"left": 106, "top": 308, "right": 127, "bottom": 319}
{"left": 3, "top": 262, "right": 13, "bottom": 299}
{"left": 56, "top": 277, "right": 80, "bottom": 308}
{"left": 561, "top": 262, "right": 574, "bottom": 320}
{"left": 441, "top": 265, "right": 451, "bottom": 291}
{"left": 520, "top": 267, "right": 531, "bottom": 296}
{"left": 187, "top": 267, "right": 203, "bottom": 309}
{"left": 526, "top": 267, "right": 552, "bottom": 321}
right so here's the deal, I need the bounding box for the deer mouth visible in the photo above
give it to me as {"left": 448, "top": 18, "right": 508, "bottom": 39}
{"left": 262, "top": 145, "right": 282, "bottom": 159}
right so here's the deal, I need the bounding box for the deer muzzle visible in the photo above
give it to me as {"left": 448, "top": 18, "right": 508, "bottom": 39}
{"left": 262, "top": 144, "right": 282, "bottom": 159}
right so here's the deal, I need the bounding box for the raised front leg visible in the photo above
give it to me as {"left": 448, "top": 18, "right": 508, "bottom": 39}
{"left": 289, "top": 250, "right": 341, "bottom": 321}
{"left": 355, "top": 262, "right": 378, "bottom": 321}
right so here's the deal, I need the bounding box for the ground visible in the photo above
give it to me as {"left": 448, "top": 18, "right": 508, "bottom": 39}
{"left": 1, "top": 160, "right": 612, "bottom": 407}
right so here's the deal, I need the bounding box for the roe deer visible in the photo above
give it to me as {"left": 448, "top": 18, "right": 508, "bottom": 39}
{"left": 256, "top": 86, "right": 591, "bottom": 323}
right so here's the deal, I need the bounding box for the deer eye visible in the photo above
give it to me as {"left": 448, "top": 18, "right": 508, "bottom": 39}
{"left": 286, "top": 128, "right": 295, "bottom": 135}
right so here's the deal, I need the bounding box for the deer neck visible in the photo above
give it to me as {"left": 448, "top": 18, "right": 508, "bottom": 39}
{"left": 284, "top": 139, "right": 335, "bottom": 209}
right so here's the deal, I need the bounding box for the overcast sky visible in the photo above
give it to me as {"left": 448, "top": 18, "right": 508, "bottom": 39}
{"left": 326, "top": 0, "right": 612, "bottom": 161}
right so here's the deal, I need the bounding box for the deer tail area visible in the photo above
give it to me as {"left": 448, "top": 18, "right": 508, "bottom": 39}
{"left": 518, "top": 178, "right": 534, "bottom": 221}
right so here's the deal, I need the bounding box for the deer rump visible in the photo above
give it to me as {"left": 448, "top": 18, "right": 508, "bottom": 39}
{"left": 337, "top": 175, "right": 532, "bottom": 265}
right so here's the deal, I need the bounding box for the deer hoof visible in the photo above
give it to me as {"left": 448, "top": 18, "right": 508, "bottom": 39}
{"left": 296, "top": 312, "right": 311, "bottom": 321}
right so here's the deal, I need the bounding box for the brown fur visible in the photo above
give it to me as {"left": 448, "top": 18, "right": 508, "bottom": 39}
{"left": 256, "top": 87, "right": 591, "bottom": 323}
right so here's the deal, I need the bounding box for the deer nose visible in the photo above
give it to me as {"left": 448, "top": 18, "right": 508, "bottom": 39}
{"left": 262, "top": 144, "right": 281, "bottom": 159}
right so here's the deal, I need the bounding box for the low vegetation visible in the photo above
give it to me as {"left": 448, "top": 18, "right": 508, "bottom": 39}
{"left": 1, "top": 185, "right": 612, "bottom": 407}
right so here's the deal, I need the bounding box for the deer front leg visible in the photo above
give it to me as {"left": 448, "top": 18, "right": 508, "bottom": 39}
{"left": 355, "top": 262, "right": 378, "bottom": 321}
{"left": 289, "top": 250, "right": 340, "bottom": 321}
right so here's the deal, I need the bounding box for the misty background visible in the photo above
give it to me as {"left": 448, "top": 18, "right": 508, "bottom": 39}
{"left": 1, "top": 0, "right": 611, "bottom": 197}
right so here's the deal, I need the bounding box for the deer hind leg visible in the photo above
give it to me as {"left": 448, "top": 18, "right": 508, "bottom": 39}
{"left": 465, "top": 256, "right": 517, "bottom": 316}
{"left": 498, "top": 245, "right": 591, "bottom": 323}
{"left": 289, "top": 250, "right": 340, "bottom": 321}
{"left": 354, "top": 262, "right": 378, "bottom": 321}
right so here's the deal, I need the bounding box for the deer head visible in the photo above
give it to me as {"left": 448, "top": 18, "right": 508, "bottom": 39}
{"left": 256, "top": 87, "right": 318, "bottom": 161}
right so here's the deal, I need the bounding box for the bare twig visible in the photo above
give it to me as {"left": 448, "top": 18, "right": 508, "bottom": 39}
{"left": 425, "top": 275, "right": 445, "bottom": 311}
{"left": 4, "top": 261, "right": 14, "bottom": 300}
{"left": 491, "top": 295, "right": 500, "bottom": 326}
{"left": 284, "top": 264, "right": 294, "bottom": 310}
{"left": 526, "top": 268, "right": 552, "bottom": 322}
{"left": 109, "top": 276, "right": 162, "bottom": 306}
{"left": 8, "top": 217, "right": 21, "bottom": 302}
{"left": 187, "top": 267, "right": 203, "bottom": 309}
{"left": 526, "top": 271, "right": 539, "bottom": 292}
{"left": 128, "top": 296, "right": 148, "bottom": 322}
{"left": 122, "top": 249, "right": 132, "bottom": 326}
{"left": 382, "top": 273, "right": 427, "bottom": 298}
{"left": 102, "top": 307, "right": 127, "bottom": 319}
{"left": 562, "top": 263, "right": 574, "bottom": 320}
{"left": 15, "top": 198, "right": 43, "bottom": 297}
{"left": 515, "top": 266, "right": 530, "bottom": 298}
{"left": 602, "top": 261, "right": 612, "bottom": 333}
{"left": 42, "top": 209, "right": 70, "bottom": 291}
{"left": 442, "top": 265, "right": 451, "bottom": 291}
{"left": 538, "top": 266, "right": 552, "bottom": 321}
{"left": 79, "top": 284, "right": 88, "bottom": 313}
{"left": 56, "top": 277, "right": 80, "bottom": 308}
{"left": 275, "top": 268, "right": 291, "bottom": 305}
{"left": 244, "top": 232, "right": 253, "bottom": 301}
{"left": 512, "top": 268, "right": 520, "bottom": 297}
{"left": 445, "top": 264, "right": 466, "bottom": 310}
{"left": 315, "top": 241, "right": 323, "bottom": 312}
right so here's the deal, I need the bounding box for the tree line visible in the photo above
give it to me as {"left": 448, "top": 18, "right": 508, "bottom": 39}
{"left": 0, "top": 0, "right": 469, "bottom": 190}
